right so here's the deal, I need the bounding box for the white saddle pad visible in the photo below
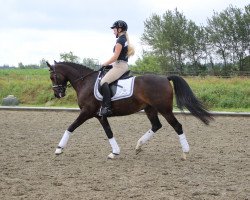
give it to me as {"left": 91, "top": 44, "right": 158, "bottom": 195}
{"left": 94, "top": 76, "right": 135, "bottom": 101}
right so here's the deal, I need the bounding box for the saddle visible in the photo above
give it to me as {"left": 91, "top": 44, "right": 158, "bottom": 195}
{"left": 97, "top": 65, "right": 132, "bottom": 97}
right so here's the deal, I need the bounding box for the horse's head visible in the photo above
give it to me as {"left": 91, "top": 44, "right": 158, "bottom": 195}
{"left": 47, "top": 61, "right": 67, "bottom": 98}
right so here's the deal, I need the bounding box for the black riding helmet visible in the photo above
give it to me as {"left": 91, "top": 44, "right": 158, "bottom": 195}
{"left": 110, "top": 20, "right": 128, "bottom": 32}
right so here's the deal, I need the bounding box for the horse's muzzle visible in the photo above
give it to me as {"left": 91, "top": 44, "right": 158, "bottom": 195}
{"left": 52, "top": 85, "right": 66, "bottom": 98}
{"left": 54, "top": 92, "right": 65, "bottom": 98}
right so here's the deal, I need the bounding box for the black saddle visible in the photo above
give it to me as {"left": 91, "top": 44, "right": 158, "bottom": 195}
{"left": 98, "top": 65, "right": 132, "bottom": 97}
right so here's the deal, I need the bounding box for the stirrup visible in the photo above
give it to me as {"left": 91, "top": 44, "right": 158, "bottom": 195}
{"left": 98, "top": 106, "right": 112, "bottom": 117}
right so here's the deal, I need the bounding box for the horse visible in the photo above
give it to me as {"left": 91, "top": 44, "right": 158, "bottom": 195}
{"left": 47, "top": 61, "right": 213, "bottom": 160}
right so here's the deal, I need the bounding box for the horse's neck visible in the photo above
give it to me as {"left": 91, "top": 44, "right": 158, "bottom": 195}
{"left": 65, "top": 67, "right": 96, "bottom": 90}
{"left": 61, "top": 66, "right": 90, "bottom": 82}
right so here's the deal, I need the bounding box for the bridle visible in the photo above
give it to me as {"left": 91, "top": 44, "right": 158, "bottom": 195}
{"left": 50, "top": 65, "right": 68, "bottom": 96}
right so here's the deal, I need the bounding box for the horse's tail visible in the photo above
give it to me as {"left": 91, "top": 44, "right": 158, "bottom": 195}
{"left": 167, "top": 75, "right": 213, "bottom": 125}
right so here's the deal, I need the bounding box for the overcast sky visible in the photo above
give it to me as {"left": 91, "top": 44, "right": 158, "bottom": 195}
{"left": 0, "top": 0, "right": 249, "bottom": 66}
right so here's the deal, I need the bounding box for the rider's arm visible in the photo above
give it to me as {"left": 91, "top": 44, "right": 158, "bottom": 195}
{"left": 102, "top": 43, "right": 122, "bottom": 66}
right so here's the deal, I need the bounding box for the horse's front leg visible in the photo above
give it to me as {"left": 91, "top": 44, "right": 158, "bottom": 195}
{"left": 97, "top": 116, "right": 120, "bottom": 159}
{"left": 55, "top": 109, "right": 91, "bottom": 155}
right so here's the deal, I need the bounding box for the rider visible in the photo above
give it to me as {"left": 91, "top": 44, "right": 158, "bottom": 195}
{"left": 99, "top": 20, "right": 135, "bottom": 117}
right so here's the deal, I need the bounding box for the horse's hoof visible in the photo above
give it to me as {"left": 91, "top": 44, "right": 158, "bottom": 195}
{"left": 181, "top": 152, "right": 188, "bottom": 160}
{"left": 107, "top": 153, "right": 119, "bottom": 159}
{"left": 135, "top": 147, "right": 142, "bottom": 155}
{"left": 55, "top": 147, "right": 63, "bottom": 155}
{"left": 135, "top": 141, "right": 143, "bottom": 154}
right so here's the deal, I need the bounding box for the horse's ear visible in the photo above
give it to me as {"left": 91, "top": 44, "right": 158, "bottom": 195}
{"left": 46, "top": 61, "right": 51, "bottom": 67}
{"left": 54, "top": 60, "right": 57, "bottom": 64}
{"left": 46, "top": 61, "right": 53, "bottom": 70}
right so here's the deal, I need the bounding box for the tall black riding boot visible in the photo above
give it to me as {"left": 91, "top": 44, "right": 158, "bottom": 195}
{"left": 99, "top": 82, "right": 112, "bottom": 117}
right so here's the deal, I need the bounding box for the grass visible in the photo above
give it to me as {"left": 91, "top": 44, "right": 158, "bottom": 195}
{"left": 186, "top": 76, "right": 250, "bottom": 111}
{"left": 0, "top": 69, "right": 249, "bottom": 112}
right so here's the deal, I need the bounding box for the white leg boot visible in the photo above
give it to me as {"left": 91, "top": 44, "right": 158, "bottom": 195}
{"left": 136, "top": 129, "right": 155, "bottom": 153}
{"left": 107, "top": 137, "right": 120, "bottom": 159}
{"left": 178, "top": 133, "right": 190, "bottom": 152}
{"left": 55, "top": 130, "right": 71, "bottom": 155}
{"left": 178, "top": 133, "right": 190, "bottom": 160}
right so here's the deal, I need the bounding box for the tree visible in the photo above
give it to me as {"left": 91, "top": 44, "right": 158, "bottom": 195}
{"left": 142, "top": 14, "right": 170, "bottom": 71}
{"left": 185, "top": 22, "right": 207, "bottom": 74}
{"left": 161, "top": 9, "right": 188, "bottom": 73}
{"left": 60, "top": 51, "right": 79, "bottom": 63}
{"left": 39, "top": 58, "right": 49, "bottom": 68}
{"left": 206, "top": 5, "right": 250, "bottom": 73}
{"left": 132, "top": 52, "right": 162, "bottom": 73}
{"left": 206, "top": 13, "right": 231, "bottom": 72}
{"left": 18, "top": 62, "right": 25, "bottom": 69}
{"left": 82, "top": 58, "right": 100, "bottom": 70}
{"left": 142, "top": 9, "right": 202, "bottom": 74}
{"left": 241, "top": 55, "right": 250, "bottom": 71}
{"left": 221, "top": 5, "right": 249, "bottom": 71}
{"left": 135, "top": 4, "right": 250, "bottom": 75}
{"left": 241, "top": 4, "right": 250, "bottom": 71}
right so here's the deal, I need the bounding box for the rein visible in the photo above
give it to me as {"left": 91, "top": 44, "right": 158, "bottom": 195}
{"left": 72, "top": 66, "right": 105, "bottom": 84}
{"left": 73, "top": 70, "right": 98, "bottom": 84}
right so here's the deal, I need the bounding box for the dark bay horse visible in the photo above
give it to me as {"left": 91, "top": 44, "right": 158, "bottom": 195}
{"left": 47, "top": 61, "right": 213, "bottom": 160}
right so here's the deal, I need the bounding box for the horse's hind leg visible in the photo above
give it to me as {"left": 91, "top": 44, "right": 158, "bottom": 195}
{"left": 161, "top": 111, "right": 190, "bottom": 160}
{"left": 136, "top": 106, "right": 162, "bottom": 154}
{"left": 97, "top": 116, "right": 120, "bottom": 159}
